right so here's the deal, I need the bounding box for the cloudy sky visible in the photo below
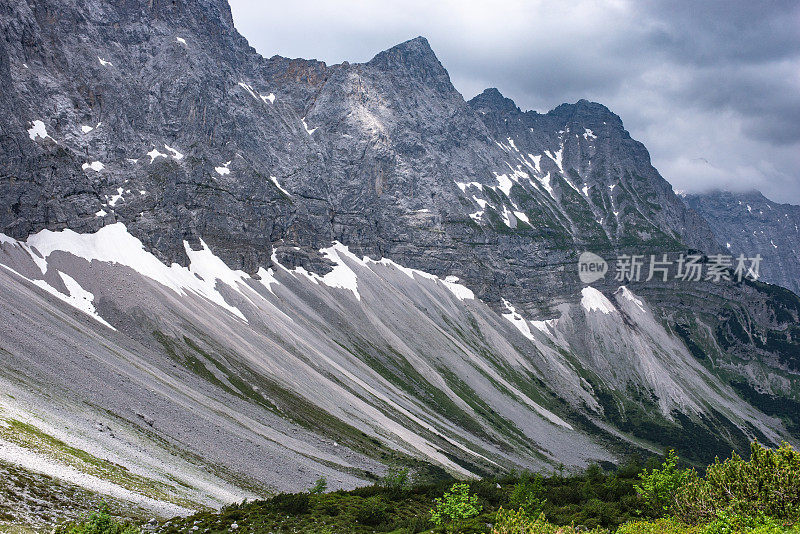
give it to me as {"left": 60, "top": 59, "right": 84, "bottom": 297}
{"left": 229, "top": 0, "right": 800, "bottom": 203}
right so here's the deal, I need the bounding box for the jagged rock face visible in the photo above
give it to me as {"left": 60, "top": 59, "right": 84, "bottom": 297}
{"left": 1, "top": 1, "right": 720, "bottom": 315}
{"left": 685, "top": 190, "right": 800, "bottom": 296}
{"left": 468, "top": 89, "right": 721, "bottom": 255}
{"left": 2, "top": 0, "right": 800, "bottom": 513}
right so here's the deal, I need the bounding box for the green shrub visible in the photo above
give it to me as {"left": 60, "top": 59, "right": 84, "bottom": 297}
{"left": 616, "top": 517, "right": 700, "bottom": 533}
{"left": 472, "top": 478, "right": 507, "bottom": 506}
{"left": 635, "top": 449, "right": 691, "bottom": 517}
{"left": 430, "top": 482, "right": 483, "bottom": 533}
{"left": 381, "top": 466, "right": 411, "bottom": 499}
{"left": 586, "top": 463, "right": 606, "bottom": 484}
{"left": 492, "top": 507, "right": 609, "bottom": 533}
{"left": 402, "top": 514, "right": 432, "bottom": 533}
{"left": 270, "top": 492, "right": 310, "bottom": 514}
{"left": 382, "top": 466, "right": 410, "bottom": 488}
{"left": 700, "top": 509, "right": 791, "bottom": 534}
{"left": 55, "top": 504, "right": 140, "bottom": 534}
{"left": 509, "top": 473, "right": 546, "bottom": 515}
{"left": 354, "top": 496, "right": 390, "bottom": 526}
{"left": 309, "top": 476, "right": 328, "bottom": 494}
{"left": 673, "top": 442, "right": 800, "bottom": 525}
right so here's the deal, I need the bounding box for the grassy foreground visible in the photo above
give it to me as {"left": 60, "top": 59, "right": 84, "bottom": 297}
{"left": 49, "top": 442, "right": 800, "bottom": 533}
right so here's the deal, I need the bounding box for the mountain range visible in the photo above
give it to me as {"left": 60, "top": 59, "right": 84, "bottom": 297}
{"left": 685, "top": 190, "right": 800, "bottom": 296}
{"left": 0, "top": 0, "right": 799, "bottom": 523}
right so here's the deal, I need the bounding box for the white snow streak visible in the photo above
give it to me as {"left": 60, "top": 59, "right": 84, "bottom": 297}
{"left": 269, "top": 176, "right": 291, "bottom": 196}
{"left": 301, "top": 118, "right": 317, "bottom": 135}
{"left": 544, "top": 147, "right": 564, "bottom": 173}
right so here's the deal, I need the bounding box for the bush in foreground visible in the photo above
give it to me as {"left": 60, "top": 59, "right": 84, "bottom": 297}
{"left": 495, "top": 512, "right": 800, "bottom": 534}
{"left": 672, "top": 442, "right": 800, "bottom": 525}
{"left": 55, "top": 504, "right": 140, "bottom": 534}
{"left": 430, "top": 482, "right": 483, "bottom": 533}
{"left": 493, "top": 507, "right": 608, "bottom": 533}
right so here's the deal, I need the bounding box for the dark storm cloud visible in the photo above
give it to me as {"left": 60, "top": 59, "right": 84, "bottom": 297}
{"left": 640, "top": 1, "right": 800, "bottom": 66}
{"left": 228, "top": 0, "right": 800, "bottom": 202}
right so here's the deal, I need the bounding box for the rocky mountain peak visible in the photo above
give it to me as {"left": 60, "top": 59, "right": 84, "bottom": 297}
{"left": 468, "top": 87, "right": 521, "bottom": 114}
{"left": 366, "top": 36, "right": 452, "bottom": 87}
{"left": 549, "top": 99, "right": 621, "bottom": 126}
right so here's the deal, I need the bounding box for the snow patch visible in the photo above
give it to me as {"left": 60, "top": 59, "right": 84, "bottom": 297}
{"left": 10, "top": 224, "right": 255, "bottom": 322}
{"left": 0, "top": 264, "right": 115, "bottom": 329}
{"left": 255, "top": 267, "right": 279, "bottom": 294}
{"left": 536, "top": 172, "right": 554, "bottom": 199}
{"left": 164, "top": 145, "right": 184, "bottom": 160}
{"left": 97, "top": 57, "right": 113, "bottom": 67}
{"left": 81, "top": 125, "right": 94, "bottom": 133}
{"left": 176, "top": 36, "right": 187, "bottom": 45}
{"left": 441, "top": 278, "right": 474, "bottom": 300}
{"left": 82, "top": 161, "right": 104, "bottom": 172}
{"left": 501, "top": 299, "right": 534, "bottom": 340}
{"left": 616, "top": 286, "right": 645, "bottom": 313}
{"left": 494, "top": 173, "right": 514, "bottom": 197}
{"left": 527, "top": 154, "right": 542, "bottom": 174}
{"left": 27, "top": 120, "right": 52, "bottom": 142}
{"left": 362, "top": 255, "right": 474, "bottom": 301}
{"left": 95, "top": 209, "right": 107, "bottom": 217}
{"left": 319, "top": 244, "right": 361, "bottom": 300}
{"left": 455, "top": 181, "right": 483, "bottom": 193}
{"left": 500, "top": 206, "right": 515, "bottom": 227}
{"left": 107, "top": 188, "right": 124, "bottom": 207}
{"left": 583, "top": 128, "right": 597, "bottom": 140}
{"left": 531, "top": 318, "right": 559, "bottom": 336}
{"left": 580, "top": 286, "right": 616, "bottom": 315}
{"left": 146, "top": 148, "right": 167, "bottom": 163}
{"left": 58, "top": 273, "right": 115, "bottom": 329}
{"left": 215, "top": 161, "right": 231, "bottom": 176}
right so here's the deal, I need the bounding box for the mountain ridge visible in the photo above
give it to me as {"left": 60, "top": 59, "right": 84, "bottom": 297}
{"left": 1, "top": 0, "right": 800, "bottom": 520}
{"left": 685, "top": 189, "right": 800, "bottom": 296}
